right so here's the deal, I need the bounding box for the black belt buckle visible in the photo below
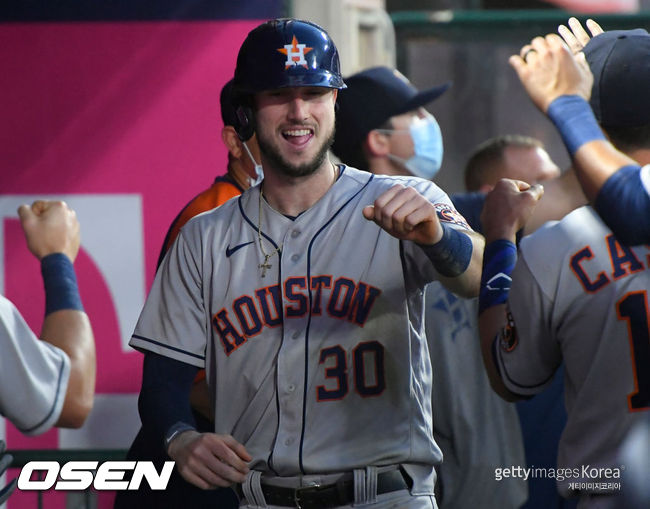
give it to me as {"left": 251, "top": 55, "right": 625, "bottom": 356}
{"left": 293, "top": 484, "right": 319, "bottom": 509}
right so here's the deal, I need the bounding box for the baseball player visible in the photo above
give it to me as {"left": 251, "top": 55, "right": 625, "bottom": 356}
{"left": 130, "top": 18, "right": 483, "bottom": 509}
{"left": 512, "top": 18, "right": 650, "bottom": 245}
{"left": 1, "top": 200, "right": 95, "bottom": 435}
{"left": 0, "top": 200, "right": 95, "bottom": 504}
{"left": 477, "top": 26, "right": 650, "bottom": 508}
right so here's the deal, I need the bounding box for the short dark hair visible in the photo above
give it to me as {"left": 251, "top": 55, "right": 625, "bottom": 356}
{"left": 602, "top": 123, "right": 650, "bottom": 154}
{"left": 338, "top": 118, "right": 394, "bottom": 172}
{"left": 464, "top": 135, "right": 543, "bottom": 191}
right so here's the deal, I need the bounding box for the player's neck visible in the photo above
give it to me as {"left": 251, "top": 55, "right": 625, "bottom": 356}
{"left": 261, "top": 159, "right": 338, "bottom": 216}
{"left": 228, "top": 159, "right": 252, "bottom": 191}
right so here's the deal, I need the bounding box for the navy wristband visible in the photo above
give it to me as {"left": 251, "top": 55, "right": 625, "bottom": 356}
{"left": 478, "top": 239, "right": 517, "bottom": 315}
{"left": 547, "top": 95, "right": 606, "bottom": 158}
{"left": 419, "top": 223, "right": 473, "bottom": 277}
{"left": 41, "top": 253, "right": 83, "bottom": 315}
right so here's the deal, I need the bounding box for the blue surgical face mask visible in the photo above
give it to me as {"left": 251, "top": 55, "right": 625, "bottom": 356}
{"left": 382, "top": 116, "right": 444, "bottom": 180}
{"left": 243, "top": 141, "right": 264, "bottom": 187}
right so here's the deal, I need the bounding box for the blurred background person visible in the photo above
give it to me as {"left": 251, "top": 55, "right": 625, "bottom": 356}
{"left": 116, "top": 79, "right": 260, "bottom": 509}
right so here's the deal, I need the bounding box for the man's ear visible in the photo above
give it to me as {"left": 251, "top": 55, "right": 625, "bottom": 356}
{"left": 222, "top": 126, "right": 243, "bottom": 159}
{"left": 365, "top": 130, "right": 391, "bottom": 157}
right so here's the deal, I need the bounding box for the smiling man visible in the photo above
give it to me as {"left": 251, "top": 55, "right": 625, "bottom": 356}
{"left": 130, "top": 18, "right": 483, "bottom": 509}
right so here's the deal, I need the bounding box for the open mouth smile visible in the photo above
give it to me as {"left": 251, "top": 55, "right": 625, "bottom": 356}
{"left": 282, "top": 127, "right": 314, "bottom": 147}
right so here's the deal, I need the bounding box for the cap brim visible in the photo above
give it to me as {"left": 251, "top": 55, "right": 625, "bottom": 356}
{"left": 395, "top": 82, "right": 451, "bottom": 117}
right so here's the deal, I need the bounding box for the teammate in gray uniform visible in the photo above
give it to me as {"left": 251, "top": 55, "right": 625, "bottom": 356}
{"left": 477, "top": 23, "right": 650, "bottom": 508}
{"left": 1, "top": 200, "right": 96, "bottom": 502}
{"left": 1, "top": 200, "right": 95, "bottom": 433}
{"left": 130, "top": 18, "right": 483, "bottom": 509}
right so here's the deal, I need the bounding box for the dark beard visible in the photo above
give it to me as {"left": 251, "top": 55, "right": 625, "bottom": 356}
{"left": 257, "top": 126, "right": 336, "bottom": 179}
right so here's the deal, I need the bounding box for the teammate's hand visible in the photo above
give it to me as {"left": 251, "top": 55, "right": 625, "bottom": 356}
{"left": 558, "top": 17, "right": 603, "bottom": 54}
{"left": 167, "top": 431, "right": 252, "bottom": 490}
{"left": 18, "top": 200, "right": 81, "bottom": 262}
{"left": 480, "top": 179, "right": 544, "bottom": 243}
{"left": 362, "top": 184, "right": 443, "bottom": 245}
{"left": 509, "top": 34, "right": 593, "bottom": 113}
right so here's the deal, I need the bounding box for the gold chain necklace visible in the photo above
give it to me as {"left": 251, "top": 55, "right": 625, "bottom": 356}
{"left": 257, "top": 188, "right": 283, "bottom": 277}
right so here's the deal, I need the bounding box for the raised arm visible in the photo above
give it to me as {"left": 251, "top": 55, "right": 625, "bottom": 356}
{"left": 511, "top": 32, "right": 649, "bottom": 244}
{"left": 477, "top": 180, "right": 543, "bottom": 400}
{"left": 18, "top": 200, "right": 96, "bottom": 428}
{"left": 363, "top": 184, "right": 484, "bottom": 298}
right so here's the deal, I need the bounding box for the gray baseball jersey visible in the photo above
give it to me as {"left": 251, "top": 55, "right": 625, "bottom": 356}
{"left": 495, "top": 206, "right": 650, "bottom": 497}
{"left": 426, "top": 284, "right": 527, "bottom": 508}
{"left": 0, "top": 294, "right": 71, "bottom": 435}
{"left": 130, "top": 166, "right": 474, "bottom": 493}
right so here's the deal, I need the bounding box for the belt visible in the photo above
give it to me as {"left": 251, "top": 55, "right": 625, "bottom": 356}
{"left": 257, "top": 469, "right": 411, "bottom": 509}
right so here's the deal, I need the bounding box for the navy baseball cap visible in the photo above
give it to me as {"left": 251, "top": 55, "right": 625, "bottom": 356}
{"left": 332, "top": 66, "right": 450, "bottom": 163}
{"left": 583, "top": 28, "right": 650, "bottom": 128}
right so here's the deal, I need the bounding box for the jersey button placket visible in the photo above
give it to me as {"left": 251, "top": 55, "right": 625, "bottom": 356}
{"left": 275, "top": 227, "right": 309, "bottom": 472}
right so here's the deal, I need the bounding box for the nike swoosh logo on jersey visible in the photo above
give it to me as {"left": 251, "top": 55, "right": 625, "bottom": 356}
{"left": 226, "top": 241, "right": 255, "bottom": 257}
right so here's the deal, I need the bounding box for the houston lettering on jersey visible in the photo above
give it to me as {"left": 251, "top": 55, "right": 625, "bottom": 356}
{"left": 213, "top": 275, "right": 381, "bottom": 355}
{"left": 570, "top": 234, "right": 648, "bottom": 293}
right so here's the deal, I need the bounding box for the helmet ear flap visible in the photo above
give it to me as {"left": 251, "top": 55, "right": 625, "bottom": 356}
{"left": 235, "top": 105, "right": 255, "bottom": 142}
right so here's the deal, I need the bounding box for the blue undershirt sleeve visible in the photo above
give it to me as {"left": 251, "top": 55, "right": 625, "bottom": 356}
{"left": 594, "top": 165, "right": 650, "bottom": 246}
{"left": 138, "top": 352, "right": 198, "bottom": 444}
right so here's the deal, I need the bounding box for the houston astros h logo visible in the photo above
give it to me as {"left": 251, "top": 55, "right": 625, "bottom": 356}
{"left": 277, "top": 35, "right": 313, "bottom": 68}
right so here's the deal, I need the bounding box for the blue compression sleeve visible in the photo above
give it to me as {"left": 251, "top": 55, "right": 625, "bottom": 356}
{"left": 138, "top": 352, "right": 198, "bottom": 443}
{"left": 478, "top": 239, "right": 517, "bottom": 315}
{"left": 595, "top": 165, "right": 650, "bottom": 246}
{"left": 418, "top": 223, "right": 473, "bottom": 277}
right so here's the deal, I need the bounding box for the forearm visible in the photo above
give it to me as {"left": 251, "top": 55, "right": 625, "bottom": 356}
{"left": 477, "top": 238, "right": 521, "bottom": 402}
{"left": 547, "top": 95, "right": 639, "bottom": 202}
{"left": 550, "top": 96, "right": 650, "bottom": 244}
{"left": 41, "top": 310, "right": 95, "bottom": 428}
{"left": 523, "top": 167, "right": 586, "bottom": 236}
{"left": 573, "top": 140, "right": 639, "bottom": 202}
{"left": 435, "top": 231, "right": 484, "bottom": 298}
{"left": 478, "top": 306, "right": 520, "bottom": 402}
{"left": 39, "top": 253, "right": 95, "bottom": 428}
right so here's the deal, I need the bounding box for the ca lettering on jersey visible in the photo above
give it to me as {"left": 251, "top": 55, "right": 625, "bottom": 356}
{"left": 17, "top": 461, "right": 174, "bottom": 491}
{"left": 570, "top": 234, "right": 646, "bottom": 293}
{"left": 213, "top": 275, "right": 382, "bottom": 355}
